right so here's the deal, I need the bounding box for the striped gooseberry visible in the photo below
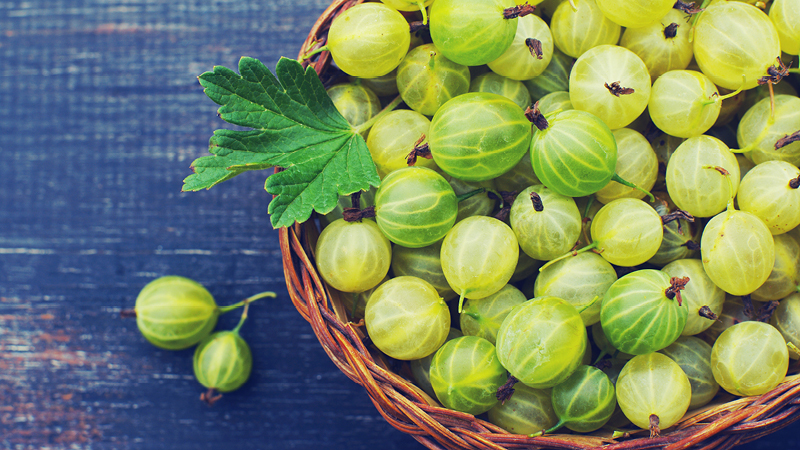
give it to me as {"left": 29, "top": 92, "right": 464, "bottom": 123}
{"left": 711, "top": 321, "right": 789, "bottom": 396}
{"left": 440, "top": 216, "right": 519, "bottom": 312}
{"left": 429, "top": 335, "right": 507, "bottom": 415}
{"left": 659, "top": 336, "right": 720, "bottom": 410}
{"left": 395, "top": 43, "right": 471, "bottom": 117}
{"left": 568, "top": 45, "right": 651, "bottom": 130}
{"left": 546, "top": 365, "right": 616, "bottom": 433}
{"left": 459, "top": 284, "right": 526, "bottom": 345}
{"left": 530, "top": 109, "right": 650, "bottom": 199}
{"left": 374, "top": 166, "right": 458, "bottom": 248}
{"left": 616, "top": 352, "right": 691, "bottom": 436}
{"left": 322, "top": 2, "right": 411, "bottom": 78}
{"left": 487, "top": 383, "right": 558, "bottom": 434}
{"left": 661, "top": 259, "right": 724, "bottom": 337}
{"left": 428, "top": 0, "right": 521, "bottom": 67}
{"left": 600, "top": 269, "right": 689, "bottom": 355}
{"left": 692, "top": 1, "right": 781, "bottom": 91}
{"left": 134, "top": 276, "right": 274, "bottom": 350}
{"left": 495, "top": 296, "right": 588, "bottom": 389}
{"left": 365, "top": 276, "right": 450, "bottom": 360}
{"left": 193, "top": 302, "right": 255, "bottom": 403}
{"left": 315, "top": 218, "right": 391, "bottom": 293}
{"left": 428, "top": 92, "right": 532, "bottom": 182}
{"left": 135, "top": 276, "right": 219, "bottom": 350}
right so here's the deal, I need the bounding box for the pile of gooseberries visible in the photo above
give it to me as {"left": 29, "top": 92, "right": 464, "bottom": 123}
{"left": 130, "top": 275, "right": 275, "bottom": 405}
{"left": 308, "top": 0, "right": 800, "bottom": 440}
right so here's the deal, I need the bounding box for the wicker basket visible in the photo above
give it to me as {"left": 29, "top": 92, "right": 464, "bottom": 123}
{"left": 280, "top": 1, "right": 800, "bottom": 448}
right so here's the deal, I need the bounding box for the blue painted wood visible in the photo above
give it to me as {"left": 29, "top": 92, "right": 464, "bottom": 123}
{"left": 0, "top": 1, "right": 797, "bottom": 449}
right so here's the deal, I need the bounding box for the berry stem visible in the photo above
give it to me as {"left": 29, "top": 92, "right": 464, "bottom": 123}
{"left": 577, "top": 295, "right": 600, "bottom": 314}
{"left": 701, "top": 76, "right": 746, "bottom": 106}
{"left": 457, "top": 291, "right": 467, "bottom": 314}
{"left": 342, "top": 206, "right": 376, "bottom": 222}
{"left": 661, "top": 209, "right": 695, "bottom": 226}
{"left": 610, "top": 173, "right": 655, "bottom": 202}
{"left": 200, "top": 388, "right": 222, "bottom": 406}
{"left": 542, "top": 418, "right": 567, "bottom": 435}
{"left": 456, "top": 188, "right": 486, "bottom": 203}
{"left": 702, "top": 165, "right": 735, "bottom": 211}
{"left": 539, "top": 241, "right": 600, "bottom": 272}
{"left": 688, "top": 0, "right": 713, "bottom": 42}
{"left": 218, "top": 291, "right": 277, "bottom": 314}
{"left": 232, "top": 299, "right": 250, "bottom": 335}
{"left": 301, "top": 44, "right": 329, "bottom": 61}
{"left": 416, "top": 0, "right": 428, "bottom": 25}
{"left": 593, "top": 349, "right": 610, "bottom": 365}
{"left": 354, "top": 95, "right": 404, "bottom": 136}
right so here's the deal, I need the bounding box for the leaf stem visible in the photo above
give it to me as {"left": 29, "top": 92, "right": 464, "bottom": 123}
{"left": 353, "top": 95, "right": 404, "bottom": 136}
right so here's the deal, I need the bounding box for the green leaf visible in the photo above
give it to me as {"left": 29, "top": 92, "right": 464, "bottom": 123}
{"left": 183, "top": 56, "right": 380, "bottom": 228}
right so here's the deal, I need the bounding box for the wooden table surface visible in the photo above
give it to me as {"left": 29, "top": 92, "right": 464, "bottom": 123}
{"left": 0, "top": 1, "right": 797, "bottom": 449}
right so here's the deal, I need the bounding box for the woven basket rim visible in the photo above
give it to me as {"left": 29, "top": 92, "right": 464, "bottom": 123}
{"left": 279, "top": 1, "right": 800, "bottom": 449}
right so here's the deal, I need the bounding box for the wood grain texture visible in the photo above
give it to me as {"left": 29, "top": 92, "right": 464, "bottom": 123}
{"left": 0, "top": 1, "right": 797, "bottom": 449}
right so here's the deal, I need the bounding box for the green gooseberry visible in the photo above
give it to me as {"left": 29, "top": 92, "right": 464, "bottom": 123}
{"left": 135, "top": 276, "right": 218, "bottom": 350}
{"left": 193, "top": 303, "right": 255, "bottom": 400}
{"left": 546, "top": 365, "right": 616, "bottom": 434}
{"left": 487, "top": 383, "right": 558, "bottom": 434}
{"left": 430, "top": 335, "right": 507, "bottom": 415}
{"left": 134, "top": 276, "right": 274, "bottom": 350}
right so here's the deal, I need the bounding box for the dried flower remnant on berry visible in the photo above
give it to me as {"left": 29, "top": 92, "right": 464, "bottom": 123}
{"left": 758, "top": 301, "right": 780, "bottom": 323}
{"left": 495, "top": 375, "right": 519, "bottom": 404}
{"left": 503, "top": 3, "right": 536, "bottom": 19}
{"left": 663, "top": 23, "right": 679, "bottom": 39}
{"left": 605, "top": 81, "right": 635, "bottom": 97}
{"left": 698, "top": 305, "right": 718, "bottom": 321}
{"left": 407, "top": 134, "right": 432, "bottom": 166}
{"left": 673, "top": 0, "right": 703, "bottom": 14}
{"left": 650, "top": 414, "right": 661, "bottom": 438}
{"left": 525, "top": 101, "right": 549, "bottom": 131}
{"left": 790, "top": 173, "right": 800, "bottom": 189}
{"left": 526, "top": 38, "right": 544, "bottom": 59}
{"left": 776, "top": 131, "right": 800, "bottom": 151}
{"left": 758, "top": 57, "right": 791, "bottom": 86}
{"left": 665, "top": 276, "right": 690, "bottom": 306}
{"left": 530, "top": 192, "right": 544, "bottom": 212}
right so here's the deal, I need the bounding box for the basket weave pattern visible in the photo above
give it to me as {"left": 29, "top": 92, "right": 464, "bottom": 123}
{"left": 280, "top": 1, "right": 800, "bottom": 448}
